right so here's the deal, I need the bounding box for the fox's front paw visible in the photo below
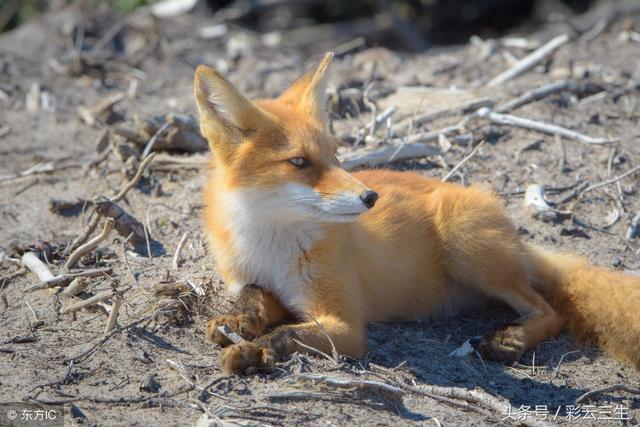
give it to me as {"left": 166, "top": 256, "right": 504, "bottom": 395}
{"left": 206, "top": 314, "right": 261, "bottom": 346}
{"left": 478, "top": 326, "right": 526, "bottom": 364}
{"left": 220, "top": 342, "right": 275, "bottom": 374}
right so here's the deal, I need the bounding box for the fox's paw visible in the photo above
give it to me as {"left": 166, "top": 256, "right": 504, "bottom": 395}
{"left": 206, "top": 314, "right": 261, "bottom": 346}
{"left": 478, "top": 326, "right": 526, "bottom": 364}
{"left": 220, "top": 342, "right": 276, "bottom": 374}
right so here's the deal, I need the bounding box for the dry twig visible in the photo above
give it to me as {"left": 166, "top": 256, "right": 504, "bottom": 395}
{"left": 172, "top": 232, "right": 190, "bottom": 270}
{"left": 576, "top": 384, "right": 640, "bottom": 403}
{"left": 24, "top": 268, "right": 112, "bottom": 292}
{"left": 269, "top": 373, "right": 405, "bottom": 407}
{"left": 104, "top": 293, "right": 123, "bottom": 335}
{"left": 581, "top": 164, "right": 640, "bottom": 195}
{"left": 61, "top": 277, "right": 89, "bottom": 297}
{"left": 442, "top": 140, "right": 486, "bottom": 182}
{"left": 477, "top": 108, "right": 617, "bottom": 145}
{"left": 63, "top": 218, "right": 114, "bottom": 271}
{"left": 496, "top": 80, "right": 601, "bottom": 113}
{"left": 416, "top": 384, "right": 552, "bottom": 427}
{"left": 487, "top": 34, "right": 569, "bottom": 87}
{"left": 95, "top": 198, "right": 146, "bottom": 247}
{"left": 626, "top": 213, "right": 640, "bottom": 240}
{"left": 65, "top": 153, "right": 156, "bottom": 255}
{"left": 60, "top": 289, "right": 114, "bottom": 315}
{"left": 340, "top": 143, "right": 440, "bottom": 170}
{"left": 394, "top": 97, "right": 494, "bottom": 135}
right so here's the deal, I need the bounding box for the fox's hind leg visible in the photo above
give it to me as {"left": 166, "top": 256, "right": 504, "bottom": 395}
{"left": 443, "top": 235, "right": 564, "bottom": 363}
{"left": 437, "top": 186, "right": 565, "bottom": 363}
{"left": 207, "top": 284, "right": 291, "bottom": 346}
{"left": 476, "top": 281, "right": 564, "bottom": 363}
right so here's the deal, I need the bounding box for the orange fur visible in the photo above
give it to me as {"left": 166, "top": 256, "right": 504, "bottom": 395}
{"left": 195, "top": 54, "right": 640, "bottom": 373}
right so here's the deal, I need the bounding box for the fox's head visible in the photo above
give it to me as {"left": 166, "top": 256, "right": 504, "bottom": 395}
{"left": 194, "top": 52, "right": 378, "bottom": 223}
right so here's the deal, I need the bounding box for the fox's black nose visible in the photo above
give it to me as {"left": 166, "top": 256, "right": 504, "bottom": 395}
{"left": 360, "top": 190, "right": 378, "bottom": 209}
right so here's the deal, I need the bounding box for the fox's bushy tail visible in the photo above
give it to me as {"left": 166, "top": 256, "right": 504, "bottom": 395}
{"left": 527, "top": 244, "right": 640, "bottom": 368}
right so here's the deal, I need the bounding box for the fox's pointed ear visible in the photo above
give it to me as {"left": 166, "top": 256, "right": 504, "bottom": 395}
{"left": 194, "top": 65, "right": 265, "bottom": 143}
{"left": 279, "top": 52, "right": 334, "bottom": 125}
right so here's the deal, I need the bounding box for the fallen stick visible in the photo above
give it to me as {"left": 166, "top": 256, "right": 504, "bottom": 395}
{"left": 63, "top": 218, "right": 114, "bottom": 272}
{"left": 62, "top": 277, "right": 89, "bottom": 297}
{"left": 103, "top": 293, "right": 122, "bottom": 335}
{"left": 0, "top": 268, "right": 27, "bottom": 284}
{"left": 576, "top": 384, "right": 640, "bottom": 404}
{"left": 556, "top": 135, "right": 567, "bottom": 172}
{"left": 417, "top": 384, "right": 553, "bottom": 427}
{"left": 291, "top": 373, "right": 405, "bottom": 399}
{"left": 292, "top": 338, "right": 336, "bottom": 364}
{"left": 333, "top": 36, "right": 366, "bottom": 56}
{"left": 606, "top": 146, "right": 625, "bottom": 205}
{"left": 78, "top": 93, "right": 125, "bottom": 126}
{"left": 367, "top": 364, "right": 488, "bottom": 414}
{"left": 65, "top": 215, "right": 101, "bottom": 258}
{"left": 399, "top": 125, "right": 465, "bottom": 144}
{"left": 197, "top": 375, "right": 233, "bottom": 402}
{"left": 369, "top": 106, "right": 396, "bottom": 135}
{"left": 94, "top": 198, "right": 146, "bottom": 247}
{"left": 442, "top": 140, "right": 485, "bottom": 182}
{"left": 151, "top": 153, "right": 209, "bottom": 170}
{"left": 21, "top": 252, "right": 55, "bottom": 282}
{"left": 112, "top": 153, "right": 156, "bottom": 203}
{"left": 581, "top": 164, "right": 640, "bottom": 195}
{"left": 267, "top": 391, "right": 331, "bottom": 401}
{"left": 0, "top": 162, "right": 83, "bottom": 184}
{"left": 487, "top": 34, "right": 570, "bottom": 87}
{"left": 216, "top": 325, "right": 246, "bottom": 344}
{"left": 172, "top": 232, "right": 190, "bottom": 270}
{"left": 394, "top": 97, "right": 494, "bottom": 135}
{"left": 142, "top": 122, "right": 171, "bottom": 158}
{"left": 60, "top": 289, "right": 114, "bottom": 315}
{"left": 476, "top": 107, "right": 617, "bottom": 145}
{"left": 65, "top": 153, "right": 156, "bottom": 255}
{"left": 496, "top": 80, "right": 580, "bottom": 113}
{"left": 166, "top": 358, "right": 197, "bottom": 389}
{"left": 24, "top": 268, "right": 112, "bottom": 292}
{"left": 65, "top": 315, "right": 153, "bottom": 364}
{"left": 339, "top": 143, "right": 441, "bottom": 170}
{"left": 626, "top": 213, "right": 640, "bottom": 240}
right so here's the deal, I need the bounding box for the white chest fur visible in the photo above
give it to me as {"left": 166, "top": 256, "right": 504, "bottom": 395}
{"left": 217, "top": 188, "right": 325, "bottom": 314}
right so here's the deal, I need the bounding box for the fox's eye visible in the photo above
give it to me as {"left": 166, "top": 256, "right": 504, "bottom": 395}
{"left": 289, "top": 157, "right": 309, "bottom": 168}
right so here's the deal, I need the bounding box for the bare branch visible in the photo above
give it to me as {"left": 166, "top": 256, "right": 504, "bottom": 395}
{"left": 340, "top": 143, "right": 440, "bottom": 170}
{"left": 477, "top": 108, "right": 617, "bottom": 145}
{"left": 63, "top": 218, "right": 114, "bottom": 271}
{"left": 172, "top": 232, "right": 190, "bottom": 270}
{"left": 487, "top": 34, "right": 569, "bottom": 87}
{"left": 442, "top": 140, "right": 485, "bottom": 182}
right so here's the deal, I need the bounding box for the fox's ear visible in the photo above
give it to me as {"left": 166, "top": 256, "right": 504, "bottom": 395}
{"left": 279, "top": 52, "right": 333, "bottom": 125}
{"left": 194, "top": 65, "right": 265, "bottom": 143}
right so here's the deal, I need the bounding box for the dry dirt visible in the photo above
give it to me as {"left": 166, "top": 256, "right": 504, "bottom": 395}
{"left": 1, "top": 6, "right": 640, "bottom": 427}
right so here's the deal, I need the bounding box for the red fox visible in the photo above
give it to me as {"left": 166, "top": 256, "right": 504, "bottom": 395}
{"left": 194, "top": 52, "right": 640, "bottom": 374}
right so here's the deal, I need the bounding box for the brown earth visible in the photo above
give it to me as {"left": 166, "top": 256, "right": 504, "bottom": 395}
{"left": 1, "top": 5, "right": 639, "bottom": 427}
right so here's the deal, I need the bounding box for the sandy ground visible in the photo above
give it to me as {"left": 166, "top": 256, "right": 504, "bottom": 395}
{"left": 1, "top": 6, "right": 639, "bottom": 426}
